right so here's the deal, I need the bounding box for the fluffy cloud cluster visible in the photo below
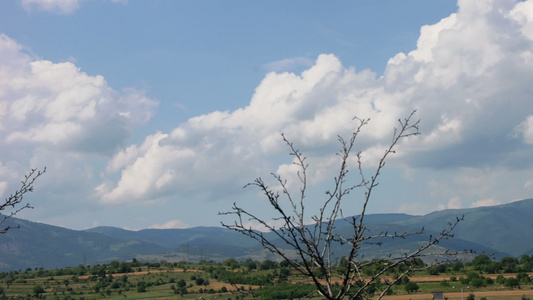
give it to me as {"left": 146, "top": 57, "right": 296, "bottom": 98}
{"left": 385, "top": 0, "right": 533, "bottom": 169}
{"left": 96, "top": 54, "right": 384, "bottom": 205}
{"left": 3, "top": 0, "right": 533, "bottom": 228}
{"left": 0, "top": 34, "right": 156, "bottom": 206}
{"left": 97, "top": 0, "right": 533, "bottom": 214}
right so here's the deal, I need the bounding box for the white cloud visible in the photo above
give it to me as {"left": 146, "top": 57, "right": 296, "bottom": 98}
{"left": 0, "top": 34, "right": 157, "bottom": 156}
{"left": 97, "top": 0, "right": 533, "bottom": 211}
{"left": 435, "top": 196, "right": 463, "bottom": 211}
{"left": 20, "top": 0, "right": 84, "bottom": 14}
{"left": 98, "top": 54, "right": 389, "bottom": 206}
{"left": 515, "top": 115, "right": 533, "bottom": 144}
{"left": 263, "top": 57, "right": 315, "bottom": 73}
{"left": 414, "top": 166, "right": 533, "bottom": 217}
{"left": 471, "top": 198, "right": 500, "bottom": 208}
{"left": 447, "top": 196, "right": 462, "bottom": 209}
{"left": 525, "top": 180, "right": 533, "bottom": 188}
{"left": 96, "top": 132, "right": 196, "bottom": 205}
{"left": 19, "top": 0, "right": 127, "bottom": 14}
{"left": 509, "top": 0, "right": 533, "bottom": 39}
{"left": 0, "top": 182, "right": 8, "bottom": 199}
{"left": 4, "top": 0, "right": 533, "bottom": 228}
{"left": 0, "top": 34, "right": 157, "bottom": 221}
{"left": 149, "top": 219, "right": 189, "bottom": 230}
{"left": 409, "top": 13, "right": 458, "bottom": 63}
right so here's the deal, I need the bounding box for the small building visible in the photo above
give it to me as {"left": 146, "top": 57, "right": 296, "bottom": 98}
{"left": 432, "top": 291, "right": 444, "bottom": 299}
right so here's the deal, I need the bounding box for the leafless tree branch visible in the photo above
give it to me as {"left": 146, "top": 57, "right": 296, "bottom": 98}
{"left": 0, "top": 167, "right": 46, "bottom": 234}
{"left": 220, "top": 111, "right": 468, "bottom": 300}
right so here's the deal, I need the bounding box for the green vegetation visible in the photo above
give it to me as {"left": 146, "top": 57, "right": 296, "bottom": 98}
{"left": 1, "top": 255, "right": 533, "bottom": 299}
{"left": 404, "top": 281, "right": 419, "bottom": 293}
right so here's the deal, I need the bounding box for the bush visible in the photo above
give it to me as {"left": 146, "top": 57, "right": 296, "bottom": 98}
{"left": 33, "top": 285, "right": 45, "bottom": 297}
{"left": 404, "top": 282, "right": 419, "bottom": 293}
{"left": 496, "top": 275, "right": 506, "bottom": 284}
{"left": 182, "top": 286, "right": 189, "bottom": 294}
{"left": 517, "top": 272, "right": 530, "bottom": 284}
{"left": 470, "top": 278, "right": 485, "bottom": 288}
{"left": 452, "top": 261, "right": 464, "bottom": 271}
{"left": 177, "top": 279, "right": 186, "bottom": 287}
{"left": 505, "top": 277, "right": 520, "bottom": 288}
{"left": 136, "top": 281, "right": 147, "bottom": 293}
{"left": 255, "top": 283, "right": 317, "bottom": 300}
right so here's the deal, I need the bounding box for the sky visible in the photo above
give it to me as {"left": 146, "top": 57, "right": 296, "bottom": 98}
{"left": 0, "top": 0, "right": 532, "bottom": 231}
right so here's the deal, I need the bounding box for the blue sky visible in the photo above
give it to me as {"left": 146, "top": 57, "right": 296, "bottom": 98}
{"left": 1, "top": 0, "right": 532, "bottom": 231}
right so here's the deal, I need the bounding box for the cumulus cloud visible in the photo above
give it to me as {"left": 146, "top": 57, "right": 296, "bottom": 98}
{"left": 97, "top": 0, "right": 533, "bottom": 212}
{"left": 4, "top": 0, "right": 533, "bottom": 227}
{"left": 384, "top": 0, "right": 533, "bottom": 170}
{"left": 509, "top": 0, "right": 533, "bottom": 40}
{"left": 98, "top": 54, "right": 387, "bottom": 206}
{"left": 263, "top": 57, "right": 315, "bottom": 73}
{"left": 0, "top": 34, "right": 156, "bottom": 155}
{"left": 0, "top": 34, "right": 156, "bottom": 207}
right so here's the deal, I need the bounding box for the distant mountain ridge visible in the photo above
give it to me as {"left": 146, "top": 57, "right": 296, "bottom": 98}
{"left": 0, "top": 198, "right": 532, "bottom": 271}
{"left": 85, "top": 226, "right": 259, "bottom": 248}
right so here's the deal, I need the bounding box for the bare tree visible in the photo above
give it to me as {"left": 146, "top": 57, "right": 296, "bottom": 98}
{"left": 1, "top": 167, "right": 46, "bottom": 234}
{"left": 221, "top": 111, "right": 465, "bottom": 300}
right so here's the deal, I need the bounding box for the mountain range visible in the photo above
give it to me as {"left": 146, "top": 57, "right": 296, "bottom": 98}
{"left": 1, "top": 198, "right": 532, "bottom": 272}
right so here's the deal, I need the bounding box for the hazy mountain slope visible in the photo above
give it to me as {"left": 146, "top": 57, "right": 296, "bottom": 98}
{"left": 391, "top": 199, "right": 533, "bottom": 257}
{"left": 267, "top": 214, "right": 506, "bottom": 261}
{"left": 0, "top": 217, "right": 170, "bottom": 271}
{"left": 359, "top": 213, "right": 414, "bottom": 224}
{"left": 1, "top": 199, "right": 532, "bottom": 272}
{"left": 86, "top": 226, "right": 260, "bottom": 248}
{"left": 83, "top": 226, "right": 141, "bottom": 241}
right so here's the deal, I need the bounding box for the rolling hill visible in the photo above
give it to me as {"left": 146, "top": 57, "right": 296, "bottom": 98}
{"left": 0, "top": 198, "right": 532, "bottom": 272}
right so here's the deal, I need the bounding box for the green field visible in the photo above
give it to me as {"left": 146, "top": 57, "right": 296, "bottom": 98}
{"left": 2, "top": 255, "right": 533, "bottom": 299}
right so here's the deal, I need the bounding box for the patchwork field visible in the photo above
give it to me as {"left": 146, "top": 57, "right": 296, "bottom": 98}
{"left": 2, "top": 259, "right": 533, "bottom": 300}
